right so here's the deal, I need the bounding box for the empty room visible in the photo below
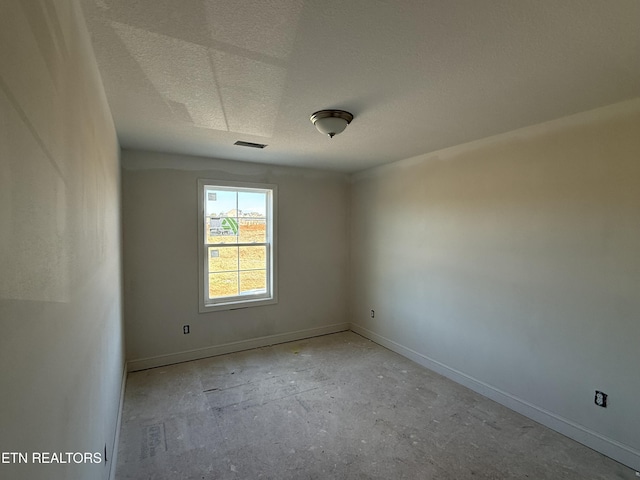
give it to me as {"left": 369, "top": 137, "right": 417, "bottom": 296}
{"left": 1, "top": 1, "right": 639, "bottom": 479}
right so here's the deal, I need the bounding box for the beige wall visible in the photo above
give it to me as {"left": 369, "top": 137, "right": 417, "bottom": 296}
{"left": 350, "top": 99, "right": 640, "bottom": 470}
{"left": 121, "top": 150, "right": 350, "bottom": 369}
{"left": 0, "top": 1, "right": 124, "bottom": 480}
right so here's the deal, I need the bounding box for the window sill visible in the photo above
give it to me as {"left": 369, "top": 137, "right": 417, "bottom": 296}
{"left": 198, "top": 296, "right": 278, "bottom": 313}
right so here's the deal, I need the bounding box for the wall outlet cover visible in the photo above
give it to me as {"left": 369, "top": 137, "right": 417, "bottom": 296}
{"left": 595, "top": 390, "right": 607, "bottom": 407}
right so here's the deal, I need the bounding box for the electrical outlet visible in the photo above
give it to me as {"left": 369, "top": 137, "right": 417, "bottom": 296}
{"left": 183, "top": 325, "right": 190, "bottom": 334}
{"left": 594, "top": 390, "right": 607, "bottom": 408}
{"left": 370, "top": 310, "right": 375, "bottom": 318}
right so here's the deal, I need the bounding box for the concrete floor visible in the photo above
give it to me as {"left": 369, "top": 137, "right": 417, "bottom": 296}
{"left": 116, "top": 332, "right": 635, "bottom": 479}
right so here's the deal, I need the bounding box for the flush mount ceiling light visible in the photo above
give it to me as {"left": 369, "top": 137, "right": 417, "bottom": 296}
{"left": 310, "top": 110, "right": 353, "bottom": 138}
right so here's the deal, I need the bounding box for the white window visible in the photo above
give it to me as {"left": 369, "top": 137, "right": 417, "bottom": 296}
{"left": 198, "top": 180, "right": 277, "bottom": 312}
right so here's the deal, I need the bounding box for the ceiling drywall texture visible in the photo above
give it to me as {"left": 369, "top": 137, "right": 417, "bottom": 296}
{"left": 80, "top": 0, "right": 640, "bottom": 173}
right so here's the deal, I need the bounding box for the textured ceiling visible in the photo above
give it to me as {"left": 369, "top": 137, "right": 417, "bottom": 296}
{"left": 80, "top": 0, "right": 640, "bottom": 172}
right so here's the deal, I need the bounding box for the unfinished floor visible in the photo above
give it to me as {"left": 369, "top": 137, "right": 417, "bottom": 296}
{"left": 116, "top": 332, "right": 635, "bottom": 479}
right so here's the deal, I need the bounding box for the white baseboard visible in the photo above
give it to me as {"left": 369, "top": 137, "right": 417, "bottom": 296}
{"left": 108, "top": 361, "right": 127, "bottom": 480}
{"left": 128, "top": 323, "right": 350, "bottom": 372}
{"left": 350, "top": 323, "right": 640, "bottom": 472}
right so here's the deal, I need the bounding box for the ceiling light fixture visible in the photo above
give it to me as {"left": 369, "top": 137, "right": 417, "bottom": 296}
{"left": 310, "top": 110, "right": 353, "bottom": 138}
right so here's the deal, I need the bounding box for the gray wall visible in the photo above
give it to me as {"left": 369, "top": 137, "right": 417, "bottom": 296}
{"left": 121, "top": 150, "right": 350, "bottom": 369}
{"left": 350, "top": 100, "right": 640, "bottom": 470}
{"left": 0, "top": 1, "right": 124, "bottom": 480}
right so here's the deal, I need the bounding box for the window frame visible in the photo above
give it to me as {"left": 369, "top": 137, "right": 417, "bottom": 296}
{"left": 197, "top": 179, "right": 278, "bottom": 313}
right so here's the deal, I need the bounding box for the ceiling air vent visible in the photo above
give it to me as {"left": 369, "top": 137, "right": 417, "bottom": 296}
{"left": 234, "top": 141, "right": 267, "bottom": 149}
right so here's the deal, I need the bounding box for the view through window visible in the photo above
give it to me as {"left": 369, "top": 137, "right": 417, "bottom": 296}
{"left": 198, "top": 180, "right": 277, "bottom": 311}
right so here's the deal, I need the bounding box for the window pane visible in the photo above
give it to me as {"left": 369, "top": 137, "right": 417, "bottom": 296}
{"left": 238, "top": 191, "right": 266, "bottom": 216}
{"left": 208, "top": 272, "right": 239, "bottom": 298}
{"left": 208, "top": 246, "right": 238, "bottom": 273}
{"left": 239, "top": 246, "right": 266, "bottom": 271}
{"left": 205, "top": 188, "right": 239, "bottom": 244}
{"left": 239, "top": 270, "right": 266, "bottom": 295}
{"left": 205, "top": 189, "right": 236, "bottom": 217}
{"left": 206, "top": 217, "right": 239, "bottom": 244}
{"left": 238, "top": 217, "right": 266, "bottom": 243}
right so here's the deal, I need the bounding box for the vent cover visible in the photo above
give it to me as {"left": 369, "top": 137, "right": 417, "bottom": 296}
{"left": 234, "top": 141, "right": 267, "bottom": 149}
